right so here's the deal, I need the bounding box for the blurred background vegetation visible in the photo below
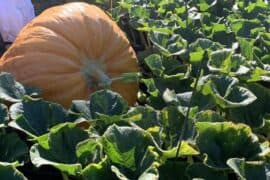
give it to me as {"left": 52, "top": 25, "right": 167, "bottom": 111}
{"left": 32, "top": 0, "right": 111, "bottom": 15}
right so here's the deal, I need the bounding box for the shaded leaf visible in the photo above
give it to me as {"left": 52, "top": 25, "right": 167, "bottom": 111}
{"left": 0, "top": 72, "right": 39, "bottom": 103}
{"left": 0, "top": 104, "right": 8, "bottom": 128}
{"left": 196, "top": 122, "right": 262, "bottom": 169}
{"left": 30, "top": 123, "right": 89, "bottom": 176}
{"left": 76, "top": 139, "right": 103, "bottom": 167}
{"left": 69, "top": 100, "right": 91, "bottom": 120}
{"left": 227, "top": 158, "right": 270, "bottom": 180}
{"left": 9, "top": 97, "right": 70, "bottom": 137}
{"left": 90, "top": 90, "right": 128, "bottom": 119}
{"left": 229, "top": 83, "right": 270, "bottom": 128}
{"left": 102, "top": 125, "right": 159, "bottom": 178}
{"left": 198, "top": 75, "right": 257, "bottom": 108}
{"left": 149, "top": 32, "right": 187, "bottom": 56}
{"left": 0, "top": 132, "right": 28, "bottom": 164}
{"left": 82, "top": 156, "right": 114, "bottom": 180}
{"left": 0, "top": 163, "right": 27, "bottom": 180}
{"left": 159, "top": 161, "right": 189, "bottom": 180}
{"left": 144, "top": 54, "right": 165, "bottom": 77}
{"left": 186, "top": 163, "right": 228, "bottom": 180}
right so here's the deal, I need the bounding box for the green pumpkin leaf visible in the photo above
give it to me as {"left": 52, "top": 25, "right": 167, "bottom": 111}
{"left": 161, "top": 141, "right": 199, "bottom": 159}
{"left": 123, "top": 106, "right": 161, "bottom": 130}
{"left": 227, "top": 158, "right": 270, "bottom": 180}
{"left": 161, "top": 106, "right": 196, "bottom": 148}
{"left": 89, "top": 90, "right": 128, "bottom": 119}
{"left": 82, "top": 156, "right": 114, "bottom": 180}
{"left": 195, "top": 110, "right": 225, "bottom": 122}
{"left": 9, "top": 97, "right": 70, "bottom": 137}
{"left": 237, "top": 37, "right": 255, "bottom": 60}
{"left": 230, "top": 19, "right": 263, "bottom": 38}
{"left": 30, "top": 123, "right": 89, "bottom": 176}
{"left": 0, "top": 163, "right": 27, "bottom": 180}
{"left": 102, "top": 125, "right": 159, "bottom": 178}
{"left": 69, "top": 100, "right": 91, "bottom": 120}
{"left": 229, "top": 83, "right": 270, "bottom": 128}
{"left": 207, "top": 49, "right": 232, "bottom": 73}
{"left": 0, "top": 132, "right": 28, "bottom": 165}
{"left": 149, "top": 32, "right": 187, "bottom": 56}
{"left": 76, "top": 139, "right": 103, "bottom": 167}
{"left": 142, "top": 77, "right": 192, "bottom": 109}
{"left": 198, "top": 75, "right": 257, "bottom": 108}
{"left": 186, "top": 163, "right": 228, "bottom": 180}
{"left": 0, "top": 104, "right": 8, "bottom": 128}
{"left": 144, "top": 54, "right": 165, "bottom": 77}
{"left": 0, "top": 72, "right": 40, "bottom": 103}
{"left": 196, "top": 122, "right": 262, "bottom": 169}
{"left": 159, "top": 161, "right": 189, "bottom": 180}
{"left": 189, "top": 38, "right": 223, "bottom": 52}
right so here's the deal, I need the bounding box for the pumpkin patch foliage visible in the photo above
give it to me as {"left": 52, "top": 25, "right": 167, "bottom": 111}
{"left": 0, "top": 0, "right": 270, "bottom": 179}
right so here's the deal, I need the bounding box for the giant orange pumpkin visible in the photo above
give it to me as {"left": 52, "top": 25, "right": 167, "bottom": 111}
{"left": 0, "top": 2, "right": 139, "bottom": 107}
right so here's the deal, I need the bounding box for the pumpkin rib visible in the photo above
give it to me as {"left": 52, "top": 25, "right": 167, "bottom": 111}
{"left": 1, "top": 53, "right": 81, "bottom": 73}
{"left": 14, "top": 26, "right": 81, "bottom": 60}
{"left": 21, "top": 71, "right": 82, "bottom": 86}
{"left": 29, "top": 23, "right": 83, "bottom": 55}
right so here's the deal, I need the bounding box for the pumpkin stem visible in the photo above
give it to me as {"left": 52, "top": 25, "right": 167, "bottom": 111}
{"left": 111, "top": 72, "right": 141, "bottom": 83}
{"left": 81, "top": 60, "right": 112, "bottom": 90}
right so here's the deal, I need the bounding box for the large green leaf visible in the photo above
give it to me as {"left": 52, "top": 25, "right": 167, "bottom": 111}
{"left": 163, "top": 89, "right": 215, "bottom": 110}
{"left": 0, "top": 163, "right": 27, "bottom": 180}
{"left": 229, "top": 83, "right": 270, "bottom": 128}
{"left": 189, "top": 38, "right": 223, "bottom": 52}
{"left": 123, "top": 106, "right": 161, "bottom": 130}
{"left": 76, "top": 139, "right": 103, "bottom": 167}
{"left": 207, "top": 49, "right": 250, "bottom": 76}
{"left": 198, "top": 75, "right": 257, "bottom": 108}
{"left": 186, "top": 163, "right": 228, "bottom": 180}
{"left": 0, "top": 72, "right": 39, "bottom": 103}
{"left": 227, "top": 158, "right": 270, "bottom": 180}
{"left": 208, "top": 49, "right": 233, "bottom": 73}
{"left": 195, "top": 110, "right": 225, "bottom": 122}
{"left": 242, "top": 1, "right": 268, "bottom": 19}
{"left": 161, "top": 141, "right": 199, "bottom": 159}
{"left": 196, "top": 122, "right": 262, "bottom": 169}
{"left": 161, "top": 106, "right": 196, "bottom": 148}
{"left": 101, "top": 125, "right": 159, "bottom": 178}
{"left": 82, "top": 156, "right": 115, "bottom": 180}
{"left": 89, "top": 90, "right": 128, "bottom": 119}
{"left": 9, "top": 97, "right": 70, "bottom": 137}
{"left": 142, "top": 77, "right": 192, "bottom": 109}
{"left": 144, "top": 54, "right": 165, "bottom": 77}
{"left": 30, "top": 123, "right": 89, "bottom": 176}
{"left": 109, "top": 146, "right": 160, "bottom": 180}
{"left": 0, "top": 132, "right": 28, "bottom": 164}
{"left": 69, "top": 100, "right": 91, "bottom": 120}
{"left": 149, "top": 32, "right": 187, "bottom": 56}
{"left": 230, "top": 19, "right": 263, "bottom": 38}
{"left": 159, "top": 161, "right": 189, "bottom": 180}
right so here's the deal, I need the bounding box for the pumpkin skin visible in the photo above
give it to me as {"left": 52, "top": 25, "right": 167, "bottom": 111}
{"left": 0, "top": 2, "right": 139, "bottom": 108}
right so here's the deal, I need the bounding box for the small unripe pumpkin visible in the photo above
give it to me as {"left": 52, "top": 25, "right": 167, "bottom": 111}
{"left": 0, "top": 2, "right": 139, "bottom": 107}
